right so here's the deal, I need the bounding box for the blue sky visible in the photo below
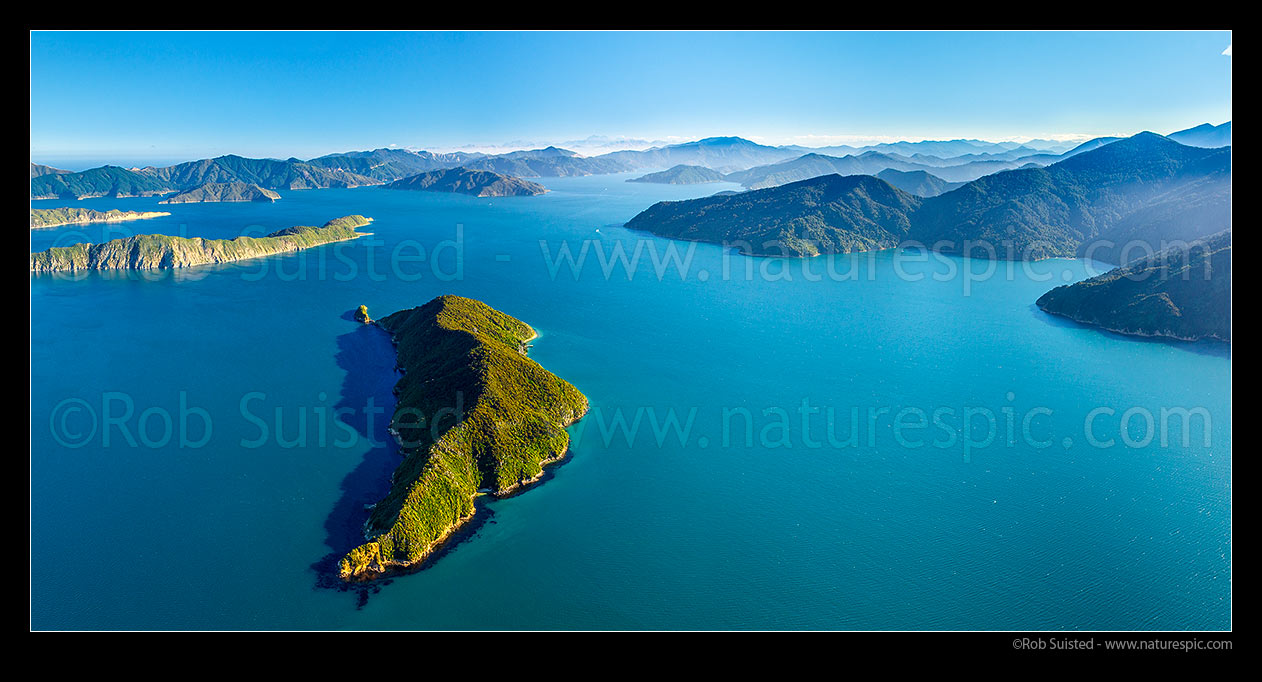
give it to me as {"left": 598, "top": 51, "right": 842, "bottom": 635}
{"left": 30, "top": 30, "right": 1231, "bottom": 166}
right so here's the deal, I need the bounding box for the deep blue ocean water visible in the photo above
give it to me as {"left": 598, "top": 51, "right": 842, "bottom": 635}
{"left": 30, "top": 173, "right": 1231, "bottom": 629}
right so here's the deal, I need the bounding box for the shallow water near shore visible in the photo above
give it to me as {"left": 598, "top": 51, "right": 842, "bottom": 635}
{"left": 31, "top": 172, "right": 1230, "bottom": 629}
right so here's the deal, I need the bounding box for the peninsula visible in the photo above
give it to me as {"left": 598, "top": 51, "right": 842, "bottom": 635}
{"left": 30, "top": 215, "right": 372, "bottom": 273}
{"left": 30, "top": 207, "right": 171, "bottom": 229}
{"left": 626, "top": 173, "right": 920, "bottom": 257}
{"left": 383, "top": 168, "right": 547, "bottom": 197}
{"left": 629, "top": 164, "right": 726, "bottom": 184}
{"left": 1036, "top": 230, "right": 1231, "bottom": 342}
{"left": 339, "top": 295, "right": 588, "bottom": 581}
{"left": 159, "top": 182, "right": 281, "bottom": 204}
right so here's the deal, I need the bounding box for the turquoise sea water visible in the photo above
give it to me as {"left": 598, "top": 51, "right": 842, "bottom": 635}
{"left": 30, "top": 173, "right": 1231, "bottom": 630}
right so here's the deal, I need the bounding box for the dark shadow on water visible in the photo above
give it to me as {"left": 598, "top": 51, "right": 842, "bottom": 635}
{"left": 1028, "top": 304, "right": 1231, "bottom": 359}
{"left": 311, "top": 315, "right": 584, "bottom": 607}
{"left": 323, "top": 449, "right": 576, "bottom": 591}
{"left": 310, "top": 321, "right": 404, "bottom": 607}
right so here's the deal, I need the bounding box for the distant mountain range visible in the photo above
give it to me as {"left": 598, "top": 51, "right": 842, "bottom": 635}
{"left": 140, "top": 154, "right": 379, "bottom": 190}
{"left": 160, "top": 182, "right": 281, "bottom": 204}
{"left": 30, "top": 163, "right": 70, "bottom": 179}
{"left": 626, "top": 132, "right": 1231, "bottom": 262}
{"left": 916, "top": 132, "right": 1230, "bottom": 261}
{"left": 383, "top": 168, "right": 547, "bottom": 197}
{"left": 629, "top": 161, "right": 962, "bottom": 197}
{"left": 1167, "top": 122, "right": 1231, "bottom": 148}
{"left": 462, "top": 147, "right": 630, "bottom": 177}
{"left": 625, "top": 132, "right": 1231, "bottom": 342}
{"left": 874, "top": 169, "right": 965, "bottom": 198}
{"left": 716, "top": 128, "right": 1218, "bottom": 190}
{"left": 798, "top": 139, "right": 1054, "bottom": 159}
{"left": 31, "top": 122, "right": 1230, "bottom": 200}
{"left": 29, "top": 126, "right": 1230, "bottom": 343}
{"left": 597, "top": 137, "right": 801, "bottom": 173}
{"left": 723, "top": 151, "right": 1018, "bottom": 188}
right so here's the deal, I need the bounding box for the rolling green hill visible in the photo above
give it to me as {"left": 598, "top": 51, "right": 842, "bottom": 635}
{"left": 462, "top": 148, "right": 630, "bottom": 177}
{"left": 304, "top": 148, "right": 484, "bottom": 181}
{"left": 597, "top": 136, "right": 800, "bottom": 173}
{"left": 1168, "top": 122, "right": 1231, "bottom": 148}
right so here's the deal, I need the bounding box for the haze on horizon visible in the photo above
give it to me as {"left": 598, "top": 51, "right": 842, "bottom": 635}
{"left": 30, "top": 30, "right": 1231, "bottom": 167}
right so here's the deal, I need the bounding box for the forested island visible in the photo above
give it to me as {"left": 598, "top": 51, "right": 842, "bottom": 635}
{"left": 30, "top": 215, "right": 371, "bottom": 273}
{"left": 383, "top": 168, "right": 547, "bottom": 197}
{"left": 1036, "top": 230, "right": 1231, "bottom": 342}
{"left": 30, "top": 207, "right": 171, "bottom": 229}
{"left": 339, "top": 295, "right": 587, "bottom": 581}
{"left": 159, "top": 182, "right": 281, "bottom": 204}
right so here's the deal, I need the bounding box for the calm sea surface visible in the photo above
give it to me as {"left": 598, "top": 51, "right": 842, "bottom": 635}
{"left": 30, "top": 173, "right": 1231, "bottom": 629}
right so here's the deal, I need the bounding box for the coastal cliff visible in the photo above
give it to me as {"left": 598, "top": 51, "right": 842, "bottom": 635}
{"left": 30, "top": 214, "right": 372, "bottom": 273}
{"left": 338, "top": 295, "right": 587, "bottom": 581}
{"left": 30, "top": 207, "right": 171, "bottom": 229}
